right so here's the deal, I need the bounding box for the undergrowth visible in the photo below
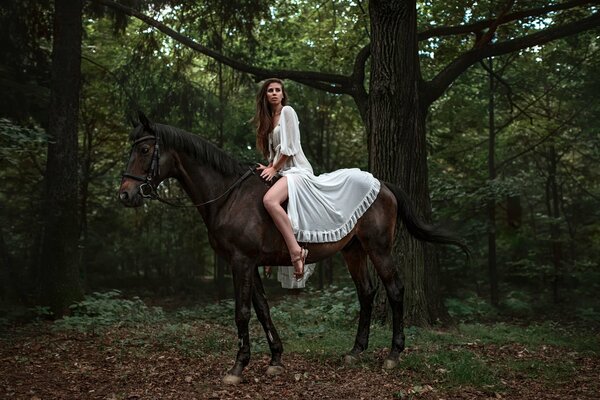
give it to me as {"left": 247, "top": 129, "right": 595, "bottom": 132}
{"left": 53, "top": 290, "right": 165, "bottom": 333}
{"left": 46, "top": 287, "right": 599, "bottom": 393}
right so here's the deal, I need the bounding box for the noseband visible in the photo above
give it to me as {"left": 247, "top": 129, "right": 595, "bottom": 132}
{"left": 122, "top": 130, "right": 161, "bottom": 199}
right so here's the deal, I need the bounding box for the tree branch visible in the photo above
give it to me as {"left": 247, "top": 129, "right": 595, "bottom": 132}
{"left": 418, "top": 0, "right": 597, "bottom": 41}
{"left": 446, "top": 48, "right": 598, "bottom": 159}
{"left": 350, "top": 44, "right": 370, "bottom": 122}
{"left": 423, "top": 11, "right": 600, "bottom": 106}
{"left": 92, "top": 0, "right": 354, "bottom": 94}
{"left": 478, "top": 57, "right": 530, "bottom": 118}
{"left": 497, "top": 109, "right": 584, "bottom": 171}
{"left": 473, "top": 0, "right": 515, "bottom": 49}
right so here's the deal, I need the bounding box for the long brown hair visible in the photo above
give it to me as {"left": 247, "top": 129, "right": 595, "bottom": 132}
{"left": 253, "top": 78, "right": 288, "bottom": 159}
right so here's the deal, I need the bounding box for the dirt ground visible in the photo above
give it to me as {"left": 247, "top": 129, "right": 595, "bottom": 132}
{"left": 1, "top": 323, "right": 598, "bottom": 400}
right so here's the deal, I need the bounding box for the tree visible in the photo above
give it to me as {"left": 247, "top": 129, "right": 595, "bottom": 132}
{"left": 93, "top": 0, "right": 600, "bottom": 325}
{"left": 0, "top": 0, "right": 53, "bottom": 125}
{"left": 39, "top": 0, "right": 84, "bottom": 315}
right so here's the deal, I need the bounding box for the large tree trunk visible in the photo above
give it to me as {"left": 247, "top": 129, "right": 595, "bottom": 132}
{"left": 369, "top": 0, "right": 445, "bottom": 326}
{"left": 39, "top": 0, "right": 84, "bottom": 316}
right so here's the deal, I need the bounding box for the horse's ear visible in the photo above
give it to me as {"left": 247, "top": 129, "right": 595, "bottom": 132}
{"left": 138, "top": 111, "right": 152, "bottom": 130}
{"left": 128, "top": 115, "right": 139, "bottom": 128}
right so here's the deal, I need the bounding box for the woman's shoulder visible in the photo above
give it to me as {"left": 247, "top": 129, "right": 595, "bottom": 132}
{"left": 281, "top": 106, "right": 298, "bottom": 118}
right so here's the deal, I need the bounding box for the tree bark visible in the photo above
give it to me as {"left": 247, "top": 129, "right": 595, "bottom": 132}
{"left": 369, "top": 0, "right": 440, "bottom": 326}
{"left": 39, "top": 0, "right": 84, "bottom": 316}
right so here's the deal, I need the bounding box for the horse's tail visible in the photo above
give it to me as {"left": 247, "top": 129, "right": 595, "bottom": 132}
{"left": 385, "top": 182, "right": 471, "bottom": 260}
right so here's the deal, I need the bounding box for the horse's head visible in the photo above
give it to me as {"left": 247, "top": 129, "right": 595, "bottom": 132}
{"left": 119, "top": 112, "right": 171, "bottom": 207}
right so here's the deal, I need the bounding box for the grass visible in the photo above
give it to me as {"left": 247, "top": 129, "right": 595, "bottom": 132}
{"left": 505, "top": 358, "right": 578, "bottom": 384}
{"left": 397, "top": 348, "right": 498, "bottom": 388}
{"left": 458, "top": 322, "right": 599, "bottom": 353}
{"left": 42, "top": 287, "right": 598, "bottom": 394}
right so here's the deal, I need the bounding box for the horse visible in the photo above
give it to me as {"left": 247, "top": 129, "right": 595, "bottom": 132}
{"left": 118, "top": 112, "right": 469, "bottom": 385}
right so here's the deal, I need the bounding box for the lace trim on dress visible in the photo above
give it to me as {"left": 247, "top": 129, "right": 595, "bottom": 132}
{"left": 294, "top": 179, "right": 381, "bottom": 243}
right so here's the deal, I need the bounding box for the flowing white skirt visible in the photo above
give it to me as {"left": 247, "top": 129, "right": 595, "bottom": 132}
{"left": 282, "top": 167, "right": 381, "bottom": 243}
{"left": 275, "top": 167, "right": 380, "bottom": 289}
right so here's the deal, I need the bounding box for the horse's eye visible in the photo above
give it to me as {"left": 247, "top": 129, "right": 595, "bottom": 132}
{"left": 140, "top": 146, "right": 150, "bottom": 154}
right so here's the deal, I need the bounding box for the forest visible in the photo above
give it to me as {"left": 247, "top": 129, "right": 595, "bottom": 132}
{"left": 1, "top": 0, "right": 599, "bottom": 399}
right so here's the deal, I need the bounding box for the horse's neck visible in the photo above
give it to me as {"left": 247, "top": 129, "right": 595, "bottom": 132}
{"left": 173, "top": 150, "right": 243, "bottom": 224}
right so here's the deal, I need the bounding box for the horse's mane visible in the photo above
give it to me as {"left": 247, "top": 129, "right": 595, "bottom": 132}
{"left": 130, "top": 123, "right": 246, "bottom": 176}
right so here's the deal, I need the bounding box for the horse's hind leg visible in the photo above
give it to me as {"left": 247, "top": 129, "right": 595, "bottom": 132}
{"left": 341, "top": 238, "right": 376, "bottom": 364}
{"left": 251, "top": 268, "right": 285, "bottom": 375}
{"left": 367, "top": 250, "right": 405, "bottom": 369}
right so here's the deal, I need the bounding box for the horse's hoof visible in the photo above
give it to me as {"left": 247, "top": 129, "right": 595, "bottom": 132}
{"left": 222, "top": 374, "right": 242, "bottom": 385}
{"left": 343, "top": 354, "right": 359, "bottom": 365}
{"left": 382, "top": 358, "right": 398, "bottom": 370}
{"left": 266, "top": 365, "right": 285, "bottom": 376}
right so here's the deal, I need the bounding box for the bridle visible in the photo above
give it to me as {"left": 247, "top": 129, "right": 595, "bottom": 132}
{"left": 121, "top": 127, "right": 256, "bottom": 207}
{"left": 121, "top": 132, "right": 161, "bottom": 199}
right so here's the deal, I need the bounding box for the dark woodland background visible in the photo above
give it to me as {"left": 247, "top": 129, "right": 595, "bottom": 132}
{"left": 1, "top": 0, "right": 599, "bottom": 327}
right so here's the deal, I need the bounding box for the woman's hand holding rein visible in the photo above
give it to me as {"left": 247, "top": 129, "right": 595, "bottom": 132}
{"left": 258, "top": 155, "right": 289, "bottom": 182}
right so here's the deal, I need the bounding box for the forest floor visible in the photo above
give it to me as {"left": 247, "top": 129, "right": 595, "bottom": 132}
{"left": 0, "top": 291, "right": 598, "bottom": 399}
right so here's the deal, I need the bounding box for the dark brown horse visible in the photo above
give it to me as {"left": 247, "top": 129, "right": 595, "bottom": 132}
{"left": 118, "top": 113, "right": 469, "bottom": 384}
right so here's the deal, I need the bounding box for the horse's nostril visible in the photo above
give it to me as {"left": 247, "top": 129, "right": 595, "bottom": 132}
{"left": 119, "top": 191, "right": 129, "bottom": 201}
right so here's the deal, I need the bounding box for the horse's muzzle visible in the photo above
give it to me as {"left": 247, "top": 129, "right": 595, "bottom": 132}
{"left": 118, "top": 184, "right": 143, "bottom": 207}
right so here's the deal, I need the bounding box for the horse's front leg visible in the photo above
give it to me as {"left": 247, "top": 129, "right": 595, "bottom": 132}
{"left": 223, "top": 259, "right": 255, "bottom": 385}
{"left": 252, "top": 267, "right": 285, "bottom": 375}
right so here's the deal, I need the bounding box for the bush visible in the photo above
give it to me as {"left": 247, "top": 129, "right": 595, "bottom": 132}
{"left": 53, "top": 290, "right": 165, "bottom": 332}
{"left": 500, "top": 290, "right": 533, "bottom": 317}
{"left": 445, "top": 294, "right": 495, "bottom": 321}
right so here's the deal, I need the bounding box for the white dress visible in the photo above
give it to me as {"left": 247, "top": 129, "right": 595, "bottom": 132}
{"left": 269, "top": 106, "right": 381, "bottom": 288}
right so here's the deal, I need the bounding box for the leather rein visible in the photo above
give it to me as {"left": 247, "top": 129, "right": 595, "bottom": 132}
{"left": 122, "top": 131, "right": 255, "bottom": 208}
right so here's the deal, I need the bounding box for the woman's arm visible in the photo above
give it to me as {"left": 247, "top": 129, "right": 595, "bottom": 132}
{"left": 257, "top": 106, "right": 301, "bottom": 181}
{"left": 258, "top": 155, "right": 289, "bottom": 181}
{"left": 279, "top": 106, "right": 302, "bottom": 157}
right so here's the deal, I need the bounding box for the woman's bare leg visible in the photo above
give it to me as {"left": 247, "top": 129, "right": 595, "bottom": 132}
{"left": 263, "top": 177, "right": 305, "bottom": 275}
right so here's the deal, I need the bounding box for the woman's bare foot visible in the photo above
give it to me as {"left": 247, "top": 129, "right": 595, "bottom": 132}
{"left": 292, "top": 248, "right": 308, "bottom": 280}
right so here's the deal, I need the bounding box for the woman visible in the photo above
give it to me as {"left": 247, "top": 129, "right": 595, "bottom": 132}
{"left": 254, "top": 78, "right": 380, "bottom": 282}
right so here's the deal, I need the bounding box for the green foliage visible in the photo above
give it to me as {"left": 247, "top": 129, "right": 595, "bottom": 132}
{"left": 458, "top": 322, "right": 599, "bottom": 353}
{"left": 53, "top": 290, "right": 164, "bottom": 333}
{"left": 0, "top": 0, "right": 52, "bottom": 123}
{"left": 152, "top": 322, "right": 232, "bottom": 357}
{"left": 175, "top": 299, "right": 235, "bottom": 322}
{"left": 429, "top": 26, "right": 600, "bottom": 314}
{"left": 262, "top": 286, "right": 361, "bottom": 354}
{"left": 399, "top": 348, "right": 498, "bottom": 388}
{"left": 576, "top": 307, "right": 600, "bottom": 322}
{"left": 30, "top": 306, "right": 53, "bottom": 319}
{"left": 1, "top": 0, "right": 598, "bottom": 322}
{"left": 35, "top": 289, "right": 599, "bottom": 394}
{"left": 445, "top": 295, "right": 495, "bottom": 321}
{"left": 271, "top": 286, "right": 360, "bottom": 329}
{"left": 0, "top": 119, "right": 49, "bottom": 164}
{"left": 505, "top": 358, "right": 578, "bottom": 384}
{"left": 392, "top": 321, "right": 598, "bottom": 391}
{"left": 499, "top": 291, "right": 533, "bottom": 317}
